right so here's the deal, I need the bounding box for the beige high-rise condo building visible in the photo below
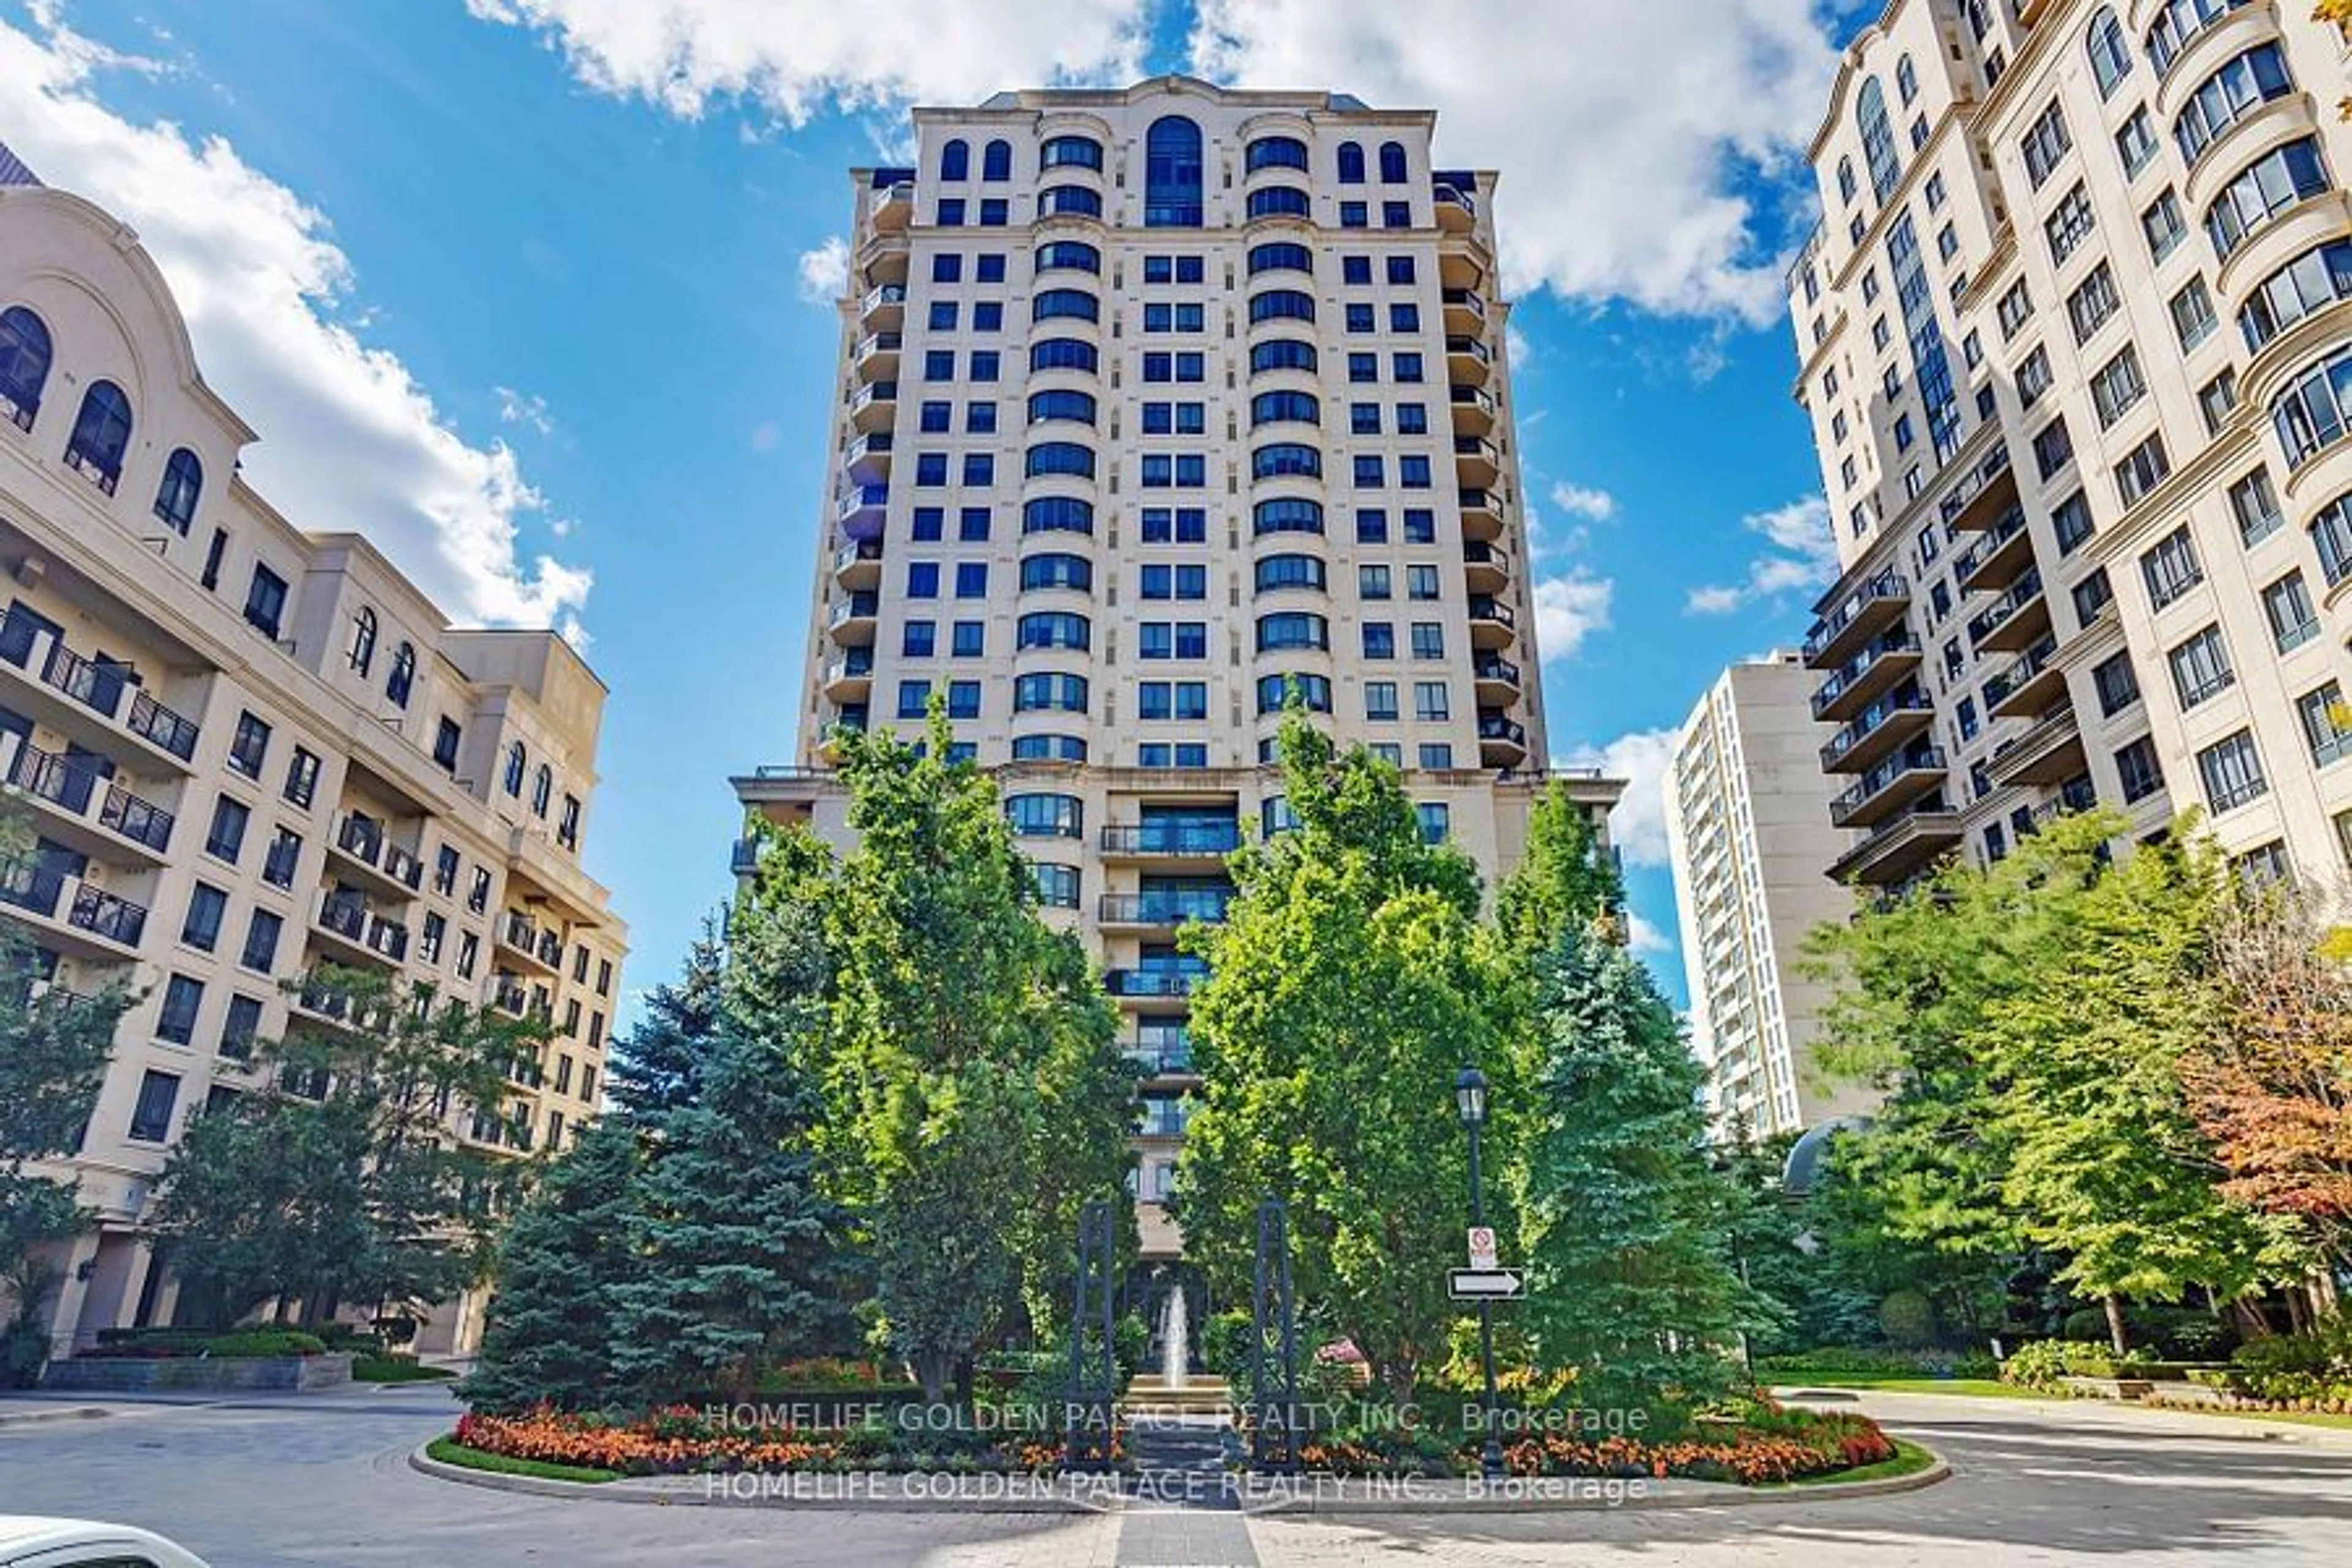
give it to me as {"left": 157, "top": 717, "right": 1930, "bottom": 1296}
{"left": 1666, "top": 654, "right": 1875, "bottom": 1140}
{"left": 0, "top": 157, "right": 627, "bottom": 1354}
{"left": 1787, "top": 0, "right": 2352, "bottom": 889}
{"left": 733, "top": 76, "right": 1620, "bottom": 1262}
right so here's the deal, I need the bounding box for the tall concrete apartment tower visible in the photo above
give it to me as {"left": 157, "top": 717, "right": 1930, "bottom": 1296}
{"left": 1787, "top": 0, "right": 2352, "bottom": 891}
{"left": 736, "top": 77, "right": 1619, "bottom": 1260}
{"left": 1, "top": 159, "right": 627, "bottom": 1355}
{"left": 1665, "top": 654, "right": 1875, "bottom": 1139}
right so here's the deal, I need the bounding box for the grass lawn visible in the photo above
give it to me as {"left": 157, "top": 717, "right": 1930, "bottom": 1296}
{"left": 1771, "top": 1374, "right": 2054, "bottom": 1400}
{"left": 426, "top": 1435, "right": 620, "bottom": 1483}
{"left": 1777, "top": 1437, "right": 1940, "bottom": 1488}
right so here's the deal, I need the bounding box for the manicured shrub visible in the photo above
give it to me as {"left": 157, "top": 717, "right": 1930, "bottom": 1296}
{"left": 1999, "top": 1339, "right": 2154, "bottom": 1388}
{"left": 1755, "top": 1346, "right": 1996, "bottom": 1380}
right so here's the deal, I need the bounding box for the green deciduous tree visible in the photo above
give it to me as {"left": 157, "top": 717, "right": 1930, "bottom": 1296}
{"left": 1178, "top": 714, "right": 1499, "bottom": 1401}
{"left": 789, "top": 710, "right": 1130, "bottom": 1400}
{"left": 146, "top": 965, "right": 533, "bottom": 1327}
{"left": 1510, "top": 928, "right": 1768, "bottom": 1403}
{"left": 464, "top": 1118, "right": 643, "bottom": 1413}
{"left": 1493, "top": 780, "right": 1623, "bottom": 965}
{"left": 0, "top": 942, "right": 130, "bottom": 1276}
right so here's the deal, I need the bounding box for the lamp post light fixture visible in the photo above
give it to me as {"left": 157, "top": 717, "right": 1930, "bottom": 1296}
{"left": 1453, "top": 1063, "right": 1504, "bottom": 1480}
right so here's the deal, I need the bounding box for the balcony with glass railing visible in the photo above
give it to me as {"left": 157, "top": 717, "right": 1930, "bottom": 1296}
{"left": 1820, "top": 687, "right": 1936, "bottom": 773}
{"left": 1804, "top": 573, "right": 1910, "bottom": 668}
{"left": 1098, "top": 888, "right": 1234, "bottom": 928}
{"left": 1984, "top": 633, "right": 2067, "bottom": 722}
{"left": 1829, "top": 744, "right": 1948, "bottom": 829}
{"left": 1098, "top": 821, "right": 1242, "bottom": 859}
{"left": 1954, "top": 503, "right": 2032, "bottom": 595}
{"left": 1810, "top": 631, "right": 1923, "bottom": 722}
{"left": 1966, "top": 568, "right": 2050, "bottom": 654}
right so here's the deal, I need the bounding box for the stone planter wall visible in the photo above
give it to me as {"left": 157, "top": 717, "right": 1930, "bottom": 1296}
{"left": 41, "top": 1351, "right": 354, "bottom": 1393}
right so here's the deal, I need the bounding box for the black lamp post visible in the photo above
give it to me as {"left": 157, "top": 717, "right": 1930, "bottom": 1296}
{"left": 1454, "top": 1063, "right": 1504, "bottom": 1480}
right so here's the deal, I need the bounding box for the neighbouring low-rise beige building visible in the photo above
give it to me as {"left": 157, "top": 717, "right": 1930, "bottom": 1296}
{"left": 1787, "top": 0, "right": 2352, "bottom": 892}
{"left": 0, "top": 154, "right": 626, "bottom": 1355}
{"left": 732, "top": 76, "right": 1621, "bottom": 1264}
{"left": 1666, "top": 654, "right": 1877, "bottom": 1140}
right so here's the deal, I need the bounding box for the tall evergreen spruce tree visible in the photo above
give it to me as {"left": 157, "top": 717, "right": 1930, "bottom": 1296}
{"left": 1512, "top": 927, "right": 1763, "bottom": 1404}
{"left": 464, "top": 1120, "right": 643, "bottom": 1413}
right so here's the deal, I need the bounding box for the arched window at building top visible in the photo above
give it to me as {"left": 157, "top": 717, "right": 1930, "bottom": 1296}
{"left": 2087, "top": 7, "right": 2133, "bottom": 98}
{"left": 154, "top": 448, "right": 203, "bottom": 536}
{"left": 1144, "top": 116, "right": 1203, "bottom": 227}
{"left": 504, "top": 739, "right": 527, "bottom": 797}
{"left": 0, "top": 305, "right": 52, "bottom": 431}
{"left": 64, "top": 380, "right": 132, "bottom": 492}
{"left": 982, "top": 138, "right": 1012, "bottom": 181}
{"left": 349, "top": 605, "right": 378, "bottom": 676}
{"left": 1336, "top": 141, "right": 1365, "bottom": 184}
{"left": 532, "top": 762, "right": 553, "bottom": 818}
{"left": 1378, "top": 140, "right": 1408, "bottom": 183}
{"left": 940, "top": 138, "right": 970, "bottom": 181}
{"left": 388, "top": 641, "right": 416, "bottom": 708}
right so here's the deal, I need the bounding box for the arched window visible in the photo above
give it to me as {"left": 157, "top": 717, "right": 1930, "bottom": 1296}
{"left": 0, "top": 306, "right": 52, "bottom": 431}
{"left": 2087, "top": 8, "right": 2132, "bottom": 98}
{"left": 387, "top": 641, "right": 416, "bottom": 708}
{"left": 349, "top": 606, "right": 378, "bottom": 676}
{"left": 532, "top": 763, "right": 553, "bottom": 818}
{"left": 1856, "top": 77, "right": 1901, "bottom": 203}
{"left": 1378, "top": 140, "right": 1408, "bottom": 183}
{"left": 1145, "top": 116, "right": 1203, "bottom": 227}
{"left": 64, "top": 380, "right": 133, "bottom": 494}
{"left": 1336, "top": 141, "right": 1365, "bottom": 184}
{"left": 982, "top": 138, "right": 1012, "bottom": 181}
{"left": 153, "top": 448, "right": 203, "bottom": 535}
{"left": 503, "top": 740, "right": 527, "bottom": 797}
{"left": 1836, "top": 157, "right": 1857, "bottom": 205}
{"left": 940, "top": 138, "right": 970, "bottom": 181}
{"left": 1895, "top": 53, "right": 1917, "bottom": 105}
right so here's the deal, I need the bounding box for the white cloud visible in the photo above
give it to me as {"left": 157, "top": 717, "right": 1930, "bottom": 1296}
{"left": 796, "top": 235, "right": 849, "bottom": 304}
{"left": 1556, "top": 728, "right": 1678, "bottom": 867}
{"left": 1190, "top": 0, "right": 1836, "bottom": 321}
{"left": 495, "top": 385, "right": 554, "bottom": 435}
{"left": 1625, "top": 911, "right": 1673, "bottom": 956}
{"left": 1684, "top": 494, "right": 1837, "bottom": 616}
{"left": 1549, "top": 481, "right": 1617, "bottom": 523}
{"left": 1505, "top": 323, "right": 1531, "bottom": 370}
{"left": 469, "top": 0, "right": 1152, "bottom": 122}
{"left": 0, "top": 13, "right": 590, "bottom": 630}
{"left": 1530, "top": 570, "right": 1612, "bottom": 663}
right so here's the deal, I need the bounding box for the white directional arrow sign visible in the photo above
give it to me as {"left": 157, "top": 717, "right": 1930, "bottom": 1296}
{"left": 1449, "top": 1268, "right": 1524, "bottom": 1300}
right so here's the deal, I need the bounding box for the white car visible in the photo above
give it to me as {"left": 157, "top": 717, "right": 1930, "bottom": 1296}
{"left": 0, "top": 1518, "right": 210, "bottom": 1568}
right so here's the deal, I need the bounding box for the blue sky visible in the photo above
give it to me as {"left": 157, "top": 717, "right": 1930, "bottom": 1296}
{"left": 0, "top": 0, "right": 1872, "bottom": 1016}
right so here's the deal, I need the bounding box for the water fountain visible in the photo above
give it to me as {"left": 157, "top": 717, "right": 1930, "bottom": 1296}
{"left": 1160, "top": 1284, "right": 1189, "bottom": 1389}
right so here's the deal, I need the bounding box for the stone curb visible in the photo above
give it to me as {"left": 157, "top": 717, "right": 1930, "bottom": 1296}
{"left": 408, "top": 1438, "right": 1950, "bottom": 1515}
{"left": 0, "top": 1404, "right": 113, "bottom": 1430}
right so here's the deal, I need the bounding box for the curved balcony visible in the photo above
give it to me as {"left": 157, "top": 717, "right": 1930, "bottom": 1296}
{"left": 827, "top": 591, "right": 879, "bottom": 646}
{"left": 1803, "top": 573, "right": 1910, "bottom": 667}
{"left": 1433, "top": 181, "right": 1477, "bottom": 233}
{"left": 832, "top": 537, "right": 883, "bottom": 591}
{"left": 821, "top": 649, "right": 873, "bottom": 703}
{"left": 2181, "top": 95, "right": 2315, "bottom": 218}
{"left": 1986, "top": 706, "right": 2086, "bottom": 789}
{"left": 1477, "top": 711, "right": 1528, "bottom": 767}
{"left": 1449, "top": 384, "right": 1498, "bottom": 436}
{"left": 1810, "top": 631, "right": 1923, "bottom": 722}
{"left": 858, "top": 282, "right": 906, "bottom": 331}
{"left": 1466, "top": 594, "right": 1517, "bottom": 650}
{"left": 1984, "top": 634, "right": 2068, "bottom": 722}
{"left": 1461, "top": 540, "right": 1510, "bottom": 594}
{"left": 1458, "top": 488, "right": 1505, "bottom": 543}
{"left": 851, "top": 330, "right": 901, "bottom": 383}
{"left": 2217, "top": 190, "right": 2352, "bottom": 328}
{"left": 1446, "top": 334, "right": 1494, "bottom": 384}
{"left": 1820, "top": 688, "right": 1935, "bottom": 774}
{"left": 836, "top": 483, "right": 888, "bottom": 531}
{"left": 845, "top": 430, "right": 894, "bottom": 484}
{"left": 1826, "top": 806, "right": 1963, "bottom": 887}
{"left": 1939, "top": 442, "right": 2017, "bottom": 532}
{"left": 1966, "top": 569, "right": 2050, "bottom": 654}
{"left": 1954, "top": 503, "right": 2032, "bottom": 595}
{"left": 1452, "top": 434, "right": 1501, "bottom": 488}
{"left": 1829, "top": 744, "right": 1947, "bottom": 830}
{"left": 1441, "top": 287, "right": 1486, "bottom": 334}
{"left": 869, "top": 179, "right": 914, "bottom": 233}
{"left": 848, "top": 379, "right": 899, "bottom": 434}
{"left": 1472, "top": 652, "right": 1522, "bottom": 706}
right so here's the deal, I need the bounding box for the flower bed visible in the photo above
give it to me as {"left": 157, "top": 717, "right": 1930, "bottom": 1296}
{"left": 1285, "top": 1404, "right": 1894, "bottom": 1485}
{"left": 451, "top": 1406, "right": 1105, "bottom": 1477}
